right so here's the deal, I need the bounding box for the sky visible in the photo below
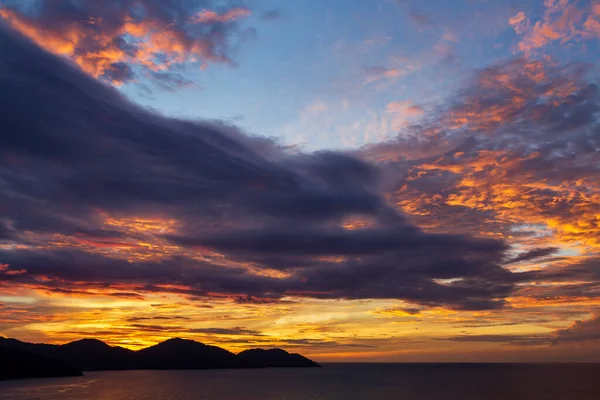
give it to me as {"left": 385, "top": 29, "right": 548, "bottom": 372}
{"left": 0, "top": 0, "right": 599, "bottom": 362}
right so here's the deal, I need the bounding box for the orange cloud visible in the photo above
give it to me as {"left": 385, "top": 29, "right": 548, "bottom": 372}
{"left": 366, "top": 58, "right": 600, "bottom": 305}
{"left": 509, "top": 0, "right": 598, "bottom": 54}
{"left": 191, "top": 8, "right": 252, "bottom": 24}
{"left": 364, "top": 66, "right": 405, "bottom": 84}
{"left": 0, "top": 263, "right": 27, "bottom": 276}
{"left": 0, "top": 3, "right": 250, "bottom": 85}
{"left": 583, "top": 3, "right": 600, "bottom": 36}
{"left": 386, "top": 101, "right": 425, "bottom": 130}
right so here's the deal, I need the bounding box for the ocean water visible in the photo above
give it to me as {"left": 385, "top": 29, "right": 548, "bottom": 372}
{"left": 1, "top": 363, "right": 600, "bottom": 400}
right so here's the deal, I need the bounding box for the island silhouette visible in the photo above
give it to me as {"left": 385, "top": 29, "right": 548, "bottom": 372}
{"left": 0, "top": 336, "right": 320, "bottom": 380}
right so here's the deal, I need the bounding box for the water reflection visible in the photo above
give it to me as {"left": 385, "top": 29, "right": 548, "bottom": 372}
{"left": 1, "top": 364, "right": 600, "bottom": 400}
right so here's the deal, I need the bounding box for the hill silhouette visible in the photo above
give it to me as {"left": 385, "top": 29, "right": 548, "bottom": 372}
{"left": 237, "top": 348, "right": 321, "bottom": 368}
{"left": 0, "top": 337, "right": 135, "bottom": 371}
{"left": 136, "top": 338, "right": 238, "bottom": 369}
{"left": 59, "top": 338, "right": 136, "bottom": 370}
{"left": 0, "top": 345, "right": 83, "bottom": 380}
{"left": 0, "top": 336, "right": 320, "bottom": 379}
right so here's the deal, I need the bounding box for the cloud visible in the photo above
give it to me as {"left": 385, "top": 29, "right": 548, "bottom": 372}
{"left": 386, "top": 101, "right": 425, "bottom": 130}
{"left": 125, "top": 324, "right": 261, "bottom": 336}
{"left": 0, "top": 0, "right": 252, "bottom": 85}
{"left": 358, "top": 48, "right": 600, "bottom": 318}
{"left": 516, "top": 257, "right": 600, "bottom": 302}
{"left": 126, "top": 316, "right": 191, "bottom": 322}
{"left": 101, "top": 62, "right": 136, "bottom": 85}
{"left": 505, "top": 247, "right": 559, "bottom": 264}
{"left": 0, "top": 263, "right": 26, "bottom": 276}
{"left": 2, "top": 13, "right": 599, "bottom": 323}
{"left": 150, "top": 71, "right": 196, "bottom": 92}
{"left": 509, "top": 0, "right": 599, "bottom": 54}
{"left": 191, "top": 8, "right": 251, "bottom": 24}
{"left": 373, "top": 307, "right": 422, "bottom": 317}
{"left": 408, "top": 12, "right": 432, "bottom": 27}
{"left": 278, "top": 338, "right": 376, "bottom": 348}
{"left": 260, "top": 9, "right": 282, "bottom": 22}
{"left": 0, "top": 223, "right": 13, "bottom": 241}
{"left": 551, "top": 315, "right": 600, "bottom": 344}
{"left": 443, "top": 334, "right": 549, "bottom": 346}
{"left": 443, "top": 316, "right": 600, "bottom": 347}
{"left": 363, "top": 56, "right": 600, "bottom": 251}
{"left": 175, "top": 226, "right": 505, "bottom": 257}
{"left": 188, "top": 327, "right": 262, "bottom": 336}
{"left": 0, "top": 25, "right": 525, "bottom": 311}
{"left": 363, "top": 66, "right": 404, "bottom": 84}
{"left": 584, "top": 4, "right": 600, "bottom": 36}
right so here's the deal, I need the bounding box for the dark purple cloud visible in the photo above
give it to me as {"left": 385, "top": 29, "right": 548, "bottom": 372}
{"left": 0, "top": 25, "right": 527, "bottom": 310}
{"left": 551, "top": 315, "right": 600, "bottom": 344}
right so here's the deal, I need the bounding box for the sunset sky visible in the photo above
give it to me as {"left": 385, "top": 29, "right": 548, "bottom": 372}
{"left": 0, "top": 0, "right": 599, "bottom": 362}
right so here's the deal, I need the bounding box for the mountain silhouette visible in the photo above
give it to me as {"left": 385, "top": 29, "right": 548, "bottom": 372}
{"left": 237, "top": 348, "right": 320, "bottom": 368}
{"left": 0, "top": 345, "right": 82, "bottom": 380}
{"left": 58, "top": 338, "right": 136, "bottom": 370}
{"left": 0, "top": 336, "right": 320, "bottom": 379}
{"left": 136, "top": 338, "right": 238, "bottom": 370}
{"left": 0, "top": 337, "right": 135, "bottom": 371}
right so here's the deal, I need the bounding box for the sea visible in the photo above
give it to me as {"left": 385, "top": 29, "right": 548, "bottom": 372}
{"left": 1, "top": 363, "right": 600, "bottom": 400}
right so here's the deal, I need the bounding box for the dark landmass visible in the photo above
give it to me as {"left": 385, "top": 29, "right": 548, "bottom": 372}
{"left": 136, "top": 338, "right": 238, "bottom": 370}
{"left": 0, "top": 345, "right": 83, "bottom": 380}
{"left": 60, "top": 338, "right": 136, "bottom": 370}
{"left": 0, "top": 337, "right": 135, "bottom": 371}
{"left": 0, "top": 336, "right": 320, "bottom": 379}
{"left": 237, "top": 348, "right": 321, "bottom": 368}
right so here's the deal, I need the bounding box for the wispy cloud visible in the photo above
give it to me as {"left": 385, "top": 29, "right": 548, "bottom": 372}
{"left": 191, "top": 8, "right": 251, "bottom": 24}
{"left": 386, "top": 101, "right": 425, "bottom": 130}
